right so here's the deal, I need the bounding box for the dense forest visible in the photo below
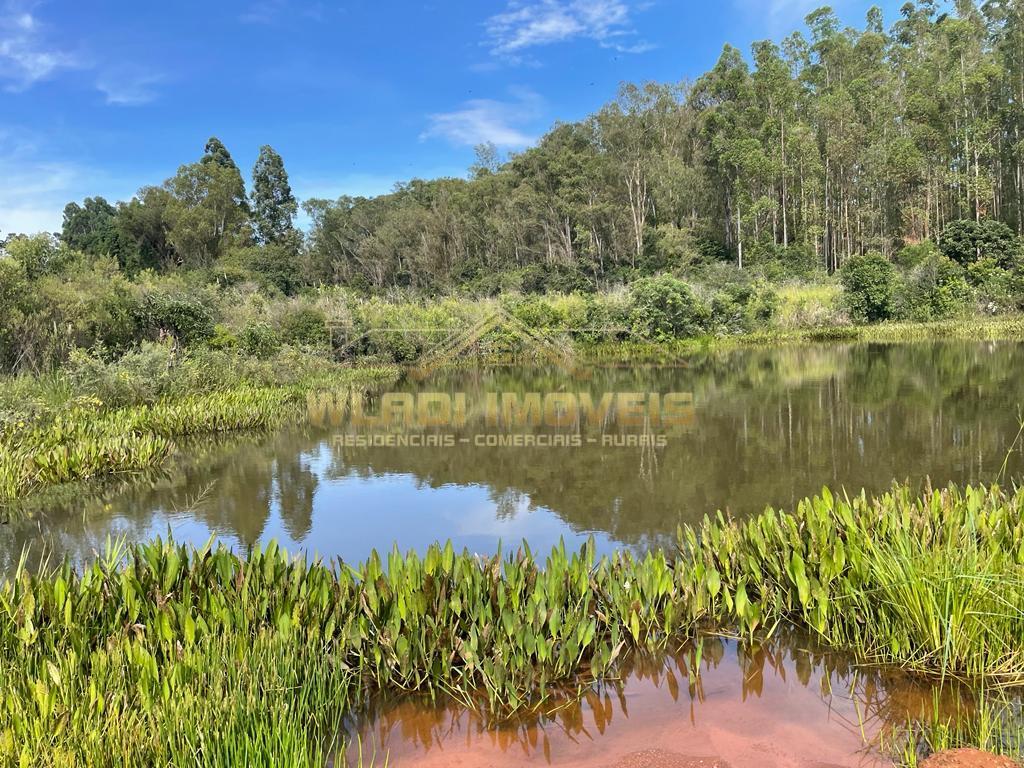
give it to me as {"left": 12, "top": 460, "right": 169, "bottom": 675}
{"left": 3, "top": 0, "right": 1024, "bottom": 378}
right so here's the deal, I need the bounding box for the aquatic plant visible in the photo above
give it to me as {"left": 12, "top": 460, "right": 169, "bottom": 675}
{"left": 0, "top": 367, "right": 397, "bottom": 504}
{"left": 2, "top": 482, "right": 1024, "bottom": 764}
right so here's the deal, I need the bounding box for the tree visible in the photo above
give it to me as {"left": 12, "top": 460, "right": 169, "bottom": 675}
{"left": 61, "top": 197, "right": 123, "bottom": 257}
{"left": 251, "top": 145, "right": 298, "bottom": 245}
{"left": 114, "top": 187, "right": 177, "bottom": 272}
{"left": 940, "top": 218, "right": 1021, "bottom": 266}
{"left": 164, "top": 157, "right": 250, "bottom": 267}
{"left": 202, "top": 136, "right": 250, "bottom": 214}
{"left": 840, "top": 252, "right": 899, "bottom": 321}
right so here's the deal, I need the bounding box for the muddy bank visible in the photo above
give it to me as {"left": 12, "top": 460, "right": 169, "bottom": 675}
{"left": 919, "top": 749, "right": 1018, "bottom": 768}
{"left": 347, "top": 637, "right": 972, "bottom": 767}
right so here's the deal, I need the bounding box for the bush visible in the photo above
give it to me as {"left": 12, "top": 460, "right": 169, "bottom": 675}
{"left": 939, "top": 219, "right": 1021, "bottom": 268}
{"left": 280, "top": 307, "right": 330, "bottom": 347}
{"left": 207, "top": 323, "right": 238, "bottom": 350}
{"left": 900, "top": 255, "right": 972, "bottom": 321}
{"left": 239, "top": 322, "right": 282, "bottom": 359}
{"left": 135, "top": 290, "right": 216, "bottom": 345}
{"left": 629, "top": 275, "right": 710, "bottom": 340}
{"left": 840, "top": 253, "right": 899, "bottom": 323}
{"left": 66, "top": 342, "right": 180, "bottom": 406}
{"left": 3, "top": 233, "right": 78, "bottom": 278}
{"left": 893, "top": 241, "right": 941, "bottom": 270}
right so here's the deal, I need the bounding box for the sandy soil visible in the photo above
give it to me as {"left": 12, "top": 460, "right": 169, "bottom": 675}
{"left": 919, "top": 749, "right": 1019, "bottom": 768}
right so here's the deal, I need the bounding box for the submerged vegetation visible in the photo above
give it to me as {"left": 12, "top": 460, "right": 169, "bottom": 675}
{"left": 2, "top": 481, "right": 1023, "bottom": 765}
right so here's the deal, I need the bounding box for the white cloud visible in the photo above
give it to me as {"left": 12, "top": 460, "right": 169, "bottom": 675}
{"left": 0, "top": 127, "right": 140, "bottom": 236}
{"left": 733, "top": 0, "right": 839, "bottom": 34}
{"left": 0, "top": 0, "right": 78, "bottom": 90}
{"left": 422, "top": 89, "right": 543, "bottom": 149}
{"left": 485, "top": 0, "right": 652, "bottom": 60}
{"left": 240, "top": 0, "right": 287, "bottom": 24}
{"left": 240, "top": 1, "right": 326, "bottom": 25}
{"left": 96, "top": 68, "right": 162, "bottom": 106}
{"left": 0, "top": 2, "right": 162, "bottom": 103}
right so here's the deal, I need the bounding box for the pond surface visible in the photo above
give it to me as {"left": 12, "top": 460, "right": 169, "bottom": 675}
{"left": 345, "top": 634, "right": 972, "bottom": 767}
{"left": 4, "top": 340, "right": 1024, "bottom": 573}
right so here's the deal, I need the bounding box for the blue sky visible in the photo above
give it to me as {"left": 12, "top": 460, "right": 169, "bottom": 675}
{"left": 1, "top": 0, "right": 903, "bottom": 235}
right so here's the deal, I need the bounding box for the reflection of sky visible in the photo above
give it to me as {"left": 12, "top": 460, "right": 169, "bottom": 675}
{"left": 260, "top": 471, "right": 616, "bottom": 564}
{"left": 119, "top": 466, "right": 616, "bottom": 567}
{"left": 9, "top": 344, "right": 1024, "bottom": 574}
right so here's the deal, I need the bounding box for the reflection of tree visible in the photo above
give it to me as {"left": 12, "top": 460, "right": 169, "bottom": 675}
{"left": 347, "top": 633, "right": 974, "bottom": 765}
{"left": 276, "top": 453, "right": 318, "bottom": 541}
{"left": 0, "top": 428, "right": 321, "bottom": 574}
{"left": 4, "top": 341, "right": 1024, "bottom": 572}
{"left": 330, "top": 343, "right": 1024, "bottom": 547}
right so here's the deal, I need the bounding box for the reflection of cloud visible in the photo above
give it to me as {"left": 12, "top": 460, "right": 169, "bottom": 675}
{"left": 485, "top": 0, "right": 653, "bottom": 61}
{"left": 0, "top": 1, "right": 78, "bottom": 90}
{"left": 422, "top": 88, "right": 542, "bottom": 149}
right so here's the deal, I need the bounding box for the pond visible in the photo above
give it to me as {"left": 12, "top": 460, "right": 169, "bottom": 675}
{"left": 345, "top": 633, "right": 974, "bottom": 767}
{"left": 3, "top": 340, "right": 1024, "bottom": 574}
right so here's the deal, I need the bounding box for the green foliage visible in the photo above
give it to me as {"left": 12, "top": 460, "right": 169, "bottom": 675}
{"left": 894, "top": 241, "right": 941, "bottom": 270}
{"left": 251, "top": 145, "right": 298, "bottom": 246}
{"left": 164, "top": 158, "right": 249, "bottom": 268}
{"left": 901, "top": 255, "right": 973, "bottom": 321}
{"left": 629, "top": 275, "right": 710, "bottom": 340}
{"left": 3, "top": 482, "right": 1024, "bottom": 764}
{"left": 280, "top": 307, "right": 329, "bottom": 347}
{"left": 61, "top": 198, "right": 125, "bottom": 259}
{"left": 3, "top": 234, "right": 78, "bottom": 279}
{"left": 939, "top": 219, "right": 1021, "bottom": 269}
{"left": 840, "top": 253, "right": 899, "bottom": 323}
{"left": 239, "top": 322, "right": 282, "bottom": 360}
{"left": 134, "top": 290, "right": 215, "bottom": 345}
{"left": 207, "top": 324, "right": 238, "bottom": 350}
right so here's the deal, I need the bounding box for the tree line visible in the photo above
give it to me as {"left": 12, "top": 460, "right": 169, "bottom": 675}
{"left": 6, "top": 0, "right": 1024, "bottom": 296}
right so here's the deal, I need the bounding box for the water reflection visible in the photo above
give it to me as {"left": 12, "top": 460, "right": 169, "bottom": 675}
{"left": 346, "top": 635, "right": 973, "bottom": 767}
{"left": 3, "top": 341, "right": 1024, "bottom": 573}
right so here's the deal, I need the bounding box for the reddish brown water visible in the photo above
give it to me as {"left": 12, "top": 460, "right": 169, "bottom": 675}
{"left": 346, "top": 637, "right": 966, "bottom": 768}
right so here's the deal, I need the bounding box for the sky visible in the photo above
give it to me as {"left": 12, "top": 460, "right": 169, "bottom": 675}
{"left": 1, "top": 0, "right": 905, "bottom": 236}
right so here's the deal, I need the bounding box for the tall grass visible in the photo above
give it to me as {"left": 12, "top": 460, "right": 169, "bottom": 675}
{"left": 885, "top": 688, "right": 1024, "bottom": 766}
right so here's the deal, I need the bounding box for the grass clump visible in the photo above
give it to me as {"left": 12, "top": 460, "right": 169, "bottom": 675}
{"left": 0, "top": 346, "right": 399, "bottom": 504}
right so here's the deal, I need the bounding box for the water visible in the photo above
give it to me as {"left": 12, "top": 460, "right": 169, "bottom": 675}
{"left": 345, "top": 634, "right": 973, "bottom": 767}
{"left": 3, "top": 340, "right": 1024, "bottom": 573}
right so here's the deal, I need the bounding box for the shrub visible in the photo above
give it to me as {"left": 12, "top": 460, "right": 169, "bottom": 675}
{"left": 239, "top": 322, "right": 282, "bottom": 359}
{"left": 901, "top": 255, "right": 972, "bottom": 321}
{"left": 893, "top": 240, "right": 941, "bottom": 270}
{"left": 505, "top": 295, "right": 561, "bottom": 330}
{"left": 207, "top": 323, "right": 238, "bottom": 350}
{"left": 135, "top": 291, "right": 216, "bottom": 345}
{"left": 3, "top": 233, "right": 79, "bottom": 278}
{"left": 67, "top": 342, "right": 178, "bottom": 406}
{"left": 629, "top": 275, "right": 710, "bottom": 340}
{"left": 840, "top": 253, "right": 899, "bottom": 323}
{"left": 281, "top": 307, "right": 330, "bottom": 347}
{"left": 939, "top": 219, "right": 1021, "bottom": 268}
{"left": 0, "top": 258, "right": 28, "bottom": 368}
